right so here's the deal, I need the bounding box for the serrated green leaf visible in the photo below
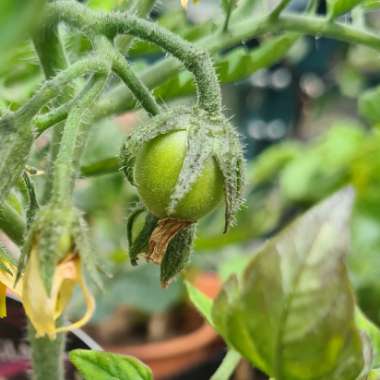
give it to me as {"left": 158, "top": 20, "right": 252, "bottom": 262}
{"left": 69, "top": 349, "right": 153, "bottom": 380}
{"left": 212, "top": 189, "right": 366, "bottom": 380}
{"left": 185, "top": 281, "right": 214, "bottom": 327}
{"left": 327, "top": 0, "right": 364, "bottom": 17}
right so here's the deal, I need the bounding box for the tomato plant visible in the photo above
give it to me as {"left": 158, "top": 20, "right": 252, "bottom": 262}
{"left": 1, "top": 0, "right": 380, "bottom": 380}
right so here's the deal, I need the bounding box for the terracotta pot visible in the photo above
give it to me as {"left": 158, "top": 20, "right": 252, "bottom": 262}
{"left": 104, "top": 272, "right": 222, "bottom": 380}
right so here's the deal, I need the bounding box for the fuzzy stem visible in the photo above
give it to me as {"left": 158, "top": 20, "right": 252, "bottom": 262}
{"left": 97, "top": 36, "right": 160, "bottom": 116}
{"left": 13, "top": 56, "right": 109, "bottom": 124}
{"left": 51, "top": 75, "right": 108, "bottom": 203}
{"left": 27, "top": 4, "right": 380, "bottom": 127}
{"left": 116, "top": 0, "right": 156, "bottom": 53}
{"left": 33, "top": 22, "right": 72, "bottom": 204}
{"left": 43, "top": 0, "right": 222, "bottom": 116}
{"left": 28, "top": 322, "right": 65, "bottom": 380}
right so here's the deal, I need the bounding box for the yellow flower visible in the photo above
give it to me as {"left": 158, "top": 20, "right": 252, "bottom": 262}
{"left": 22, "top": 249, "right": 95, "bottom": 339}
{"left": 0, "top": 259, "right": 22, "bottom": 318}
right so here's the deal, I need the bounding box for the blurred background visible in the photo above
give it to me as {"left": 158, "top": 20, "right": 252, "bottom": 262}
{"left": 1, "top": 0, "right": 380, "bottom": 379}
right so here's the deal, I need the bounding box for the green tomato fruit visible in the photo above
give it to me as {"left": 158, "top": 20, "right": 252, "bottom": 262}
{"left": 134, "top": 130, "right": 224, "bottom": 221}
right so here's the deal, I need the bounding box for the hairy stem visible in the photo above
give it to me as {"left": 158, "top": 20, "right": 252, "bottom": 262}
{"left": 51, "top": 75, "right": 108, "bottom": 203}
{"left": 30, "top": 4, "right": 380, "bottom": 127}
{"left": 97, "top": 36, "right": 160, "bottom": 116}
{"left": 44, "top": 0, "right": 222, "bottom": 116}
{"left": 28, "top": 322, "right": 65, "bottom": 380}
{"left": 14, "top": 56, "right": 109, "bottom": 123}
{"left": 33, "top": 22, "right": 72, "bottom": 204}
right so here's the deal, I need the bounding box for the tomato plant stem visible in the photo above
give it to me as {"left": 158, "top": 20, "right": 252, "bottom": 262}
{"left": 51, "top": 74, "right": 108, "bottom": 203}
{"left": 28, "top": 321, "right": 65, "bottom": 380}
{"left": 33, "top": 23, "right": 73, "bottom": 204}
{"left": 43, "top": 0, "right": 223, "bottom": 117}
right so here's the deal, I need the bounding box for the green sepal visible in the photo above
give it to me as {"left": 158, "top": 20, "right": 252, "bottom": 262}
{"left": 20, "top": 203, "right": 76, "bottom": 293}
{"left": 160, "top": 223, "right": 196, "bottom": 287}
{"left": 127, "top": 207, "right": 158, "bottom": 265}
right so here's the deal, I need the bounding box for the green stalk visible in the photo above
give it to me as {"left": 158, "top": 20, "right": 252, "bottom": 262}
{"left": 97, "top": 36, "right": 160, "bottom": 116}
{"left": 270, "top": 0, "right": 292, "bottom": 19}
{"left": 44, "top": 0, "right": 222, "bottom": 116}
{"left": 33, "top": 21, "right": 72, "bottom": 204}
{"left": 14, "top": 56, "right": 109, "bottom": 122}
{"left": 28, "top": 323, "right": 65, "bottom": 380}
{"left": 33, "top": 4, "right": 380, "bottom": 127}
{"left": 51, "top": 75, "right": 108, "bottom": 203}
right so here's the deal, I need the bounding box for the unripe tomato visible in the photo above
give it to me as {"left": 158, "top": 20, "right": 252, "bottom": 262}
{"left": 134, "top": 130, "right": 224, "bottom": 221}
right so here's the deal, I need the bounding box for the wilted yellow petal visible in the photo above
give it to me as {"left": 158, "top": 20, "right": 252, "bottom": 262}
{"left": 22, "top": 250, "right": 95, "bottom": 339}
{"left": 0, "top": 283, "right": 6, "bottom": 318}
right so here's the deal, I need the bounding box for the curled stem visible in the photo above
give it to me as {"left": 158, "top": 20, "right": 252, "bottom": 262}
{"left": 43, "top": 0, "right": 222, "bottom": 116}
{"left": 95, "top": 36, "right": 161, "bottom": 116}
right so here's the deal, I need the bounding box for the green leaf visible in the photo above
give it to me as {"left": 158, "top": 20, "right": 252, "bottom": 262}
{"left": 358, "top": 86, "right": 380, "bottom": 124}
{"left": 279, "top": 123, "right": 364, "bottom": 202}
{"left": 368, "top": 368, "right": 380, "bottom": 379}
{"left": 0, "top": 0, "right": 45, "bottom": 66}
{"left": 362, "top": 0, "right": 380, "bottom": 8}
{"left": 185, "top": 281, "right": 214, "bottom": 327}
{"left": 250, "top": 141, "right": 302, "bottom": 186}
{"left": 212, "top": 188, "right": 366, "bottom": 380}
{"left": 87, "top": 0, "right": 128, "bottom": 11}
{"left": 69, "top": 349, "right": 153, "bottom": 380}
{"left": 210, "top": 349, "right": 242, "bottom": 380}
{"left": 356, "top": 307, "right": 380, "bottom": 367}
{"left": 327, "top": 0, "right": 364, "bottom": 18}
{"left": 154, "top": 33, "right": 298, "bottom": 102}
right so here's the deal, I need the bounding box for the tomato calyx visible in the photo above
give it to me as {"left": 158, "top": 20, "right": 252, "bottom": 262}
{"left": 147, "top": 218, "right": 193, "bottom": 264}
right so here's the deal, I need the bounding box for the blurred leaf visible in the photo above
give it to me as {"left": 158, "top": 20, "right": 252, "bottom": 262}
{"left": 327, "top": 0, "right": 364, "bottom": 17}
{"left": 280, "top": 123, "right": 365, "bottom": 202}
{"left": 356, "top": 307, "right": 380, "bottom": 367}
{"left": 69, "top": 349, "right": 153, "bottom": 380}
{"left": 185, "top": 281, "right": 214, "bottom": 326}
{"left": 0, "top": 0, "right": 45, "bottom": 66}
{"left": 93, "top": 265, "right": 183, "bottom": 320}
{"left": 87, "top": 0, "right": 129, "bottom": 11}
{"left": 359, "top": 86, "right": 380, "bottom": 124}
{"left": 250, "top": 141, "right": 302, "bottom": 186}
{"left": 212, "top": 189, "right": 366, "bottom": 379}
{"left": 369, "top": 368, "right": 380, "bottom": 379}
{"left": 362, "top": 0, "right": 380, "bottom": 9}
{"left": 154, "top": 33, "right": 298, "bottom": 102}
{"left": 210, "top": 349, "right": 242, "bottom": 380}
